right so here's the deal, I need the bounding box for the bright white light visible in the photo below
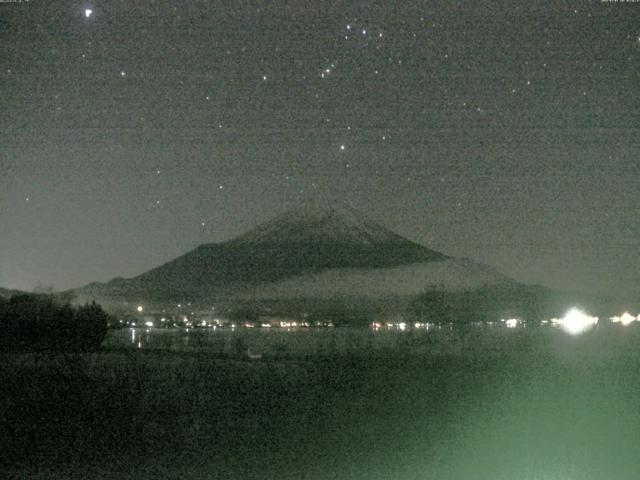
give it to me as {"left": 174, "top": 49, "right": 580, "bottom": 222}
{"left": 145, "top": 321, "right": 154, "bottom": 328}
{"left": 136, "top": 305, "right": 143, "bottom": 312}
{"left": 560, "top": 308, "right": 598, "bottom": 335}
{"left": 85, "top": 9, "right": 93, "bottom": 18}
{"left": 413, "top": 322, "right": 431, "bottom": 330}
{"left": 504, "top": 318, "right": 519, "bottom": 329}
{"left": 611, "top": 312, "right": 636, "bottom": 326}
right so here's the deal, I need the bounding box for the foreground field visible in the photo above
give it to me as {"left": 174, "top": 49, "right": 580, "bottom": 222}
{"left": 2, "top": 326, "right": 640, "bottom": 479}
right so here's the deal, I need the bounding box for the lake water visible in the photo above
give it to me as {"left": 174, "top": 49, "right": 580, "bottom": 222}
{"left": 6, "top": 324, "right": 640, "bottom": 479}
{"left": 104, "top": 324, "right": 521, "bottom": 357}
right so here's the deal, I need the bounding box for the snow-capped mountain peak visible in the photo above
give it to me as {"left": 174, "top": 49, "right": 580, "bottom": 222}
{"left": 233, "top": 202, "right": 403, "bottom": 246}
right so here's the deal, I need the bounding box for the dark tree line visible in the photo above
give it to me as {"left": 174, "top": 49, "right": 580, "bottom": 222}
{"left": 0, "top": 294, "right": 111, "bottom": 352}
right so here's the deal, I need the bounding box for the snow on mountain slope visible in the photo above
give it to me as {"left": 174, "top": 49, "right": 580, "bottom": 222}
{"left": 233, "top": 202, "right": 409, "bottom": 246}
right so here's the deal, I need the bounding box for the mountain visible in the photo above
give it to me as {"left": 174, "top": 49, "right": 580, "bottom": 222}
{"left": 76, "top": 204, "right": 515, "bottom": 304}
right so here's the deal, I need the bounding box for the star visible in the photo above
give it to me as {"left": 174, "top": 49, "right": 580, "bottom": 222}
{"left": 120, "top": 71, "right": 126, "bottom": 77}
{"left": 85, "top": 9, "right": 93, "bottom": 18}
{"left": 340, "top": 145, "right": 346, "bottom": 151}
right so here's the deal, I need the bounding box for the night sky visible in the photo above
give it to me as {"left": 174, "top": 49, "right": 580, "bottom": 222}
{"left": 2, "top": 0, "right": 639, "bottom": 296}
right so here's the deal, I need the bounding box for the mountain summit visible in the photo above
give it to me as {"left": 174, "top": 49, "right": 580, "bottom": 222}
{"left": 77, "top": 204, "right": 511, "bottom": 303}
{"left": 233, "top": 203, "right": 408, "bottom": 247}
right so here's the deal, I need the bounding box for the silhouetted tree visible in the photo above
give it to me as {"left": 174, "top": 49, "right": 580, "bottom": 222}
{"left": 0, "top": 294, "right": 111, "bottom": 352}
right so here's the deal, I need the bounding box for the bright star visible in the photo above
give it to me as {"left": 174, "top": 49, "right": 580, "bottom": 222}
{"left": 85, "top": 9, "right": 93, "bottom": 18}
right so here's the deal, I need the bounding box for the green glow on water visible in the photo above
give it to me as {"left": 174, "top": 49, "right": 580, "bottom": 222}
{"left": 4, "top": 327, "right": 640, "bottom": 479}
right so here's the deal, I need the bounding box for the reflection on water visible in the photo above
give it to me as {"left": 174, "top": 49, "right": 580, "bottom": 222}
{"left": 10, "top": 321, "right": 640, "bottom": 480}
{"left": 105, "top": 314, "right": 640, "bottom": 360}
{"left": 103, "top": 322, "right": 545, "bottom": 359}
{"left": 107, "top": 326, "right": 454, "bottom": 357}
